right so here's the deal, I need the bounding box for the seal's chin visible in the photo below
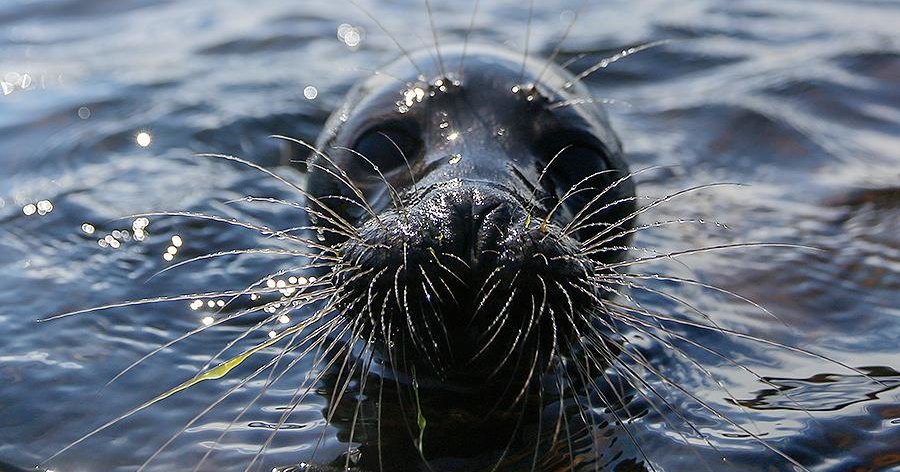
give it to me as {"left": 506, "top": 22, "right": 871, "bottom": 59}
{"left": 330, "top": 183, "right": 601, "bottom": 384}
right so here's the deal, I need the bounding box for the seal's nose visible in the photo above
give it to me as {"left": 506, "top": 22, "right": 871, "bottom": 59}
{"left": 415, "top": 180, "right": 529, "bottom": 268}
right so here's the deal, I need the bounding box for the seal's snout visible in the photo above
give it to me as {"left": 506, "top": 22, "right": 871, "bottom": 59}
{"left": 333, "top": 181, "right": 597, "bottom": 381}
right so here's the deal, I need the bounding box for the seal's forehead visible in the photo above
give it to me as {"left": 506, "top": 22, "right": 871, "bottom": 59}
{"left": 364, "top": 44, "right": 575, "bottom": 100}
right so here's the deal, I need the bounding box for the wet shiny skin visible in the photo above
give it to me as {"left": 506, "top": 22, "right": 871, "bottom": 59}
{"left": 0, "top": 0, "right": 898, "bottom": 471}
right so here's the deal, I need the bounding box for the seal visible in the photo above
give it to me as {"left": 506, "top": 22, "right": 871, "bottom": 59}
{"left": 294, "top": 43, "right": 639, "bottom": 470}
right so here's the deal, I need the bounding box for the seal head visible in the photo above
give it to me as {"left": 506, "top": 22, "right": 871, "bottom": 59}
{"left": 305, "top": 45, "right": 635, "bottom": 388}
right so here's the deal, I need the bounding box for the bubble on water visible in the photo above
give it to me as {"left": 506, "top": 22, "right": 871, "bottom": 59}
{"left": 22, "top": 204, "right": 37, "bottom": 216}
{"left": 136, "top": 131, "right": 152, "bottom": 148}
{"left": 98, "top": 239, "right": 108, "bottom": 248}
{"left": 266, "top": 279, "right": 277, "bottom": 289}
{"left": 303, "top": 85, "right": 318, "bottom": 100}
{"left": 20, "top": 73, "right": 32, "bottom": 89}
{"left": 77, "top": 106, "right": 91, "bottom": 119}
{"left": 216, "top": 300, "right": 225, "bottom": 307}
{"left": 166, "top": 246, "right": 177, "bottom": 255}
{"left": 171, "top": 235, "right": 183, "bottom": 247}
{"left": 81, "top": 223, "right": 95, "bottom": 234}
{"left": 268, "top": 330, "right": 278, "bottom": 339}
{"left": 278, "top": 315, "right": 290, "bottom": 324}
{"left": 448, "top": 154, "right": 462, "bottom": 165}
{"left": 446, "top": 131, "right": 459, "bottom": 142}
{"left": 0, "top": 82, "right": 13, "bottom": 96}
{"left": 163, "top": 252, "right": 174, "bottom": 261}
{"left": 201, "top": 316, "right": 214, "bottom": 326}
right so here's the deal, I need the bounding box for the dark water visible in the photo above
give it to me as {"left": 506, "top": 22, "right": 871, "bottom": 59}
{"left": 1, "top": 0, "right": 898, "bottom": 471}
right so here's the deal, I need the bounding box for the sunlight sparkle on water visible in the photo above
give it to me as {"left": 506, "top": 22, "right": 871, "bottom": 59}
{"left": 136, "top": 131, "right": 152, "bottom": 147}
{"left": 337, "top": 23, "right": 363, "bottom": 49}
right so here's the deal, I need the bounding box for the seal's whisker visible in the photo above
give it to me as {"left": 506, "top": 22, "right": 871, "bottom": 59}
{"left": 599, "top": 330, "right": 813, "bottom": 472}
{"left": 611, "top": 307, "right": 822, "bottom": 427}
{"left": 563, "top": 39, "right": 672, "bottom": 90}
{"left": 548, "top": 96, "right": 633, "bottom": 110}
{"left": 576, "top": 182, "right": 746, "bottom": 249}
{"left": 190, "top": 316, "right": 350, "bottom": 472}
{"left": 487, "top": 373, "right": 534, "bottom": 472}
{"left": 597, "top": 277, "right": 733, "bottom": 341}
{"left": 574, "top": 217, "right": 722, "bottom": 250}
{"left": 540, "top": 169, "right": 620, "bottom": 231}
{"left": 249, "top": 319, "right": 364, "bottom": 471}
{"left": 593, "top": 241, "right": 818, "bottom": 268}
{"left": 300, "top": 159, "right": 383, "bottom": 227}
{"left": 534, "top": 0, "right": 589, "bottom": 84}
{"left": 295, "top": 323, "right": 366, "bottom": 469}
{"left": 148, "top": 249, "right": 334, "bottom": 281}
{"left": 473, "top": 284, "right": 517, "bottom": 356}
{"left": 196, "top": 289, "right": 337, "bottom": 375}
{"left": 614, "top": 273, "right": 789, "bottom": 329}
{"left": 401, "top": 284, "right": 440, "bottom": 371}
{"left": 581, "top": 329, "right": 722, "bottom": 472}
{"left": 418, "top": 277, "right": 451, "bottom": 367}
{"left": 119, "top": 210, "right": 333, "bottom": 251}
{"left": 196, "top": 150, "right": 361, "bottom": 234}
{"left": 334, "top": 145, "right": 407, "bottom": 215}
{"left": 557, "top": 166, "right": 670, "bottom": 227}
{"left": 562, "top": 338, "right": 660, "bottom": 472}
{"left": 225, "top": 195, "right": 364, "bottom": 241}
{"left": 423, "top": 0, "right": 447, "bottom": 79}
{"left": 105, "top": 288, "right": 333, "bottom": 390}
{"left": 269, "top": 135, "right": 384, "bottom": 227}
{"left": 528, "top": 372, "right": 545, "bottom": 472}
{"left": 38, "top": 287, "right": 300, "bottom": 322}
{"left": 139, "top": 314, "right": 341, "bottom": 472}
{"left": 525, "top": 144, "right": 573, "bottom": 217}
{"left": 346, "top": 0, "right": 424, "bottom": 76}
{"left": 606, "top": 300, "right": 884, "bottom": 385}
{"left": 517, "top": 0, "right": 535, "bottom": 84}
{"left": 456, "top": 0, "right": 481, "bottom": 77}
{"left": 376, "top": 358, "right": 387, "bottom": 472}
{"left": 597, "top": 302, "right": 764, "bottom": 442}
{"left": 379, "top": 130, "right": 421, "bottom": 197}
{"left": 345, "top": 335, "right": 379, "bottom": 470}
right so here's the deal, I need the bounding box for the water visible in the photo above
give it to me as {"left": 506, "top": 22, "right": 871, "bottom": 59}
{"left": 1, "top": 0, "right": 898, "bottom": 471}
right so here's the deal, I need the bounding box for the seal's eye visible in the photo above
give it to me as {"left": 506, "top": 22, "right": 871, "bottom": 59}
{"left": 353, "top": 128, "right": 422, "bottom": 173}
{"left": 542, "top": 144, "right": 610, "bottom": 197}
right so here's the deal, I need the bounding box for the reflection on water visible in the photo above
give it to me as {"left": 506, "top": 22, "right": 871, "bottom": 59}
{"left": 1, "top": 0, "right": 898, "bottom": 471}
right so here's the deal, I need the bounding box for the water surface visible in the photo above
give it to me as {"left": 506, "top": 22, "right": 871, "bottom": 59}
{"left": 1, "top": 0, "right": 898, "bottom": 471}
